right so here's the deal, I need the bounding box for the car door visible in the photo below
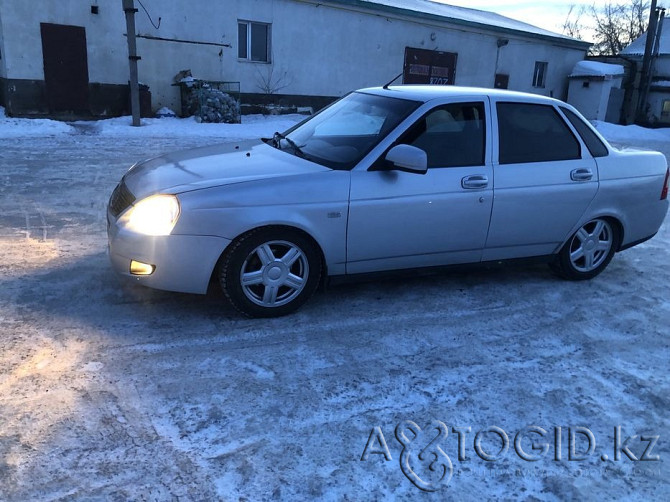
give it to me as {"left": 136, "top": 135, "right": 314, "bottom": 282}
{"left": 483, "top": 100, "right": 599, "bottom": 261}
{"left": 346, "top": 99, "right": 494, "bottom": 274}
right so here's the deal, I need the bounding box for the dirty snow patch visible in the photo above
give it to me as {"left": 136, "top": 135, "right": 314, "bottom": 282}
{"left": 0, "top": 106, "right": 75, "bottom": 137}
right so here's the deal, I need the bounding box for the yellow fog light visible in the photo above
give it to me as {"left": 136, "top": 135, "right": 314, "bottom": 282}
{"left": 130, "top": 260, "right": 155, "bottom": 276}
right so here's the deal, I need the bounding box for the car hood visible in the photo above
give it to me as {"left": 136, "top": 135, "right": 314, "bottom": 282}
{"left": 122, "top": 140, "right": 330, "bottom": 200}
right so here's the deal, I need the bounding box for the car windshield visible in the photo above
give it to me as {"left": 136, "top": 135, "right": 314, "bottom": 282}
{"left": 275, "top": 92, "right": 421, "bottom": 170}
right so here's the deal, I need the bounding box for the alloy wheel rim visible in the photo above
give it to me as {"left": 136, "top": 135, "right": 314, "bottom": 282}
{"left": 568, "top": 219, "right": 613, "bottom": 272}
{"left": 240, "top": 240, "right": 309, "bottom": 307}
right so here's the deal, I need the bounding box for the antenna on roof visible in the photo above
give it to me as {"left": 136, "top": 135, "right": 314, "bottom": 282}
{"left": 383, "top": 72, "right": 404, "bottom": 89}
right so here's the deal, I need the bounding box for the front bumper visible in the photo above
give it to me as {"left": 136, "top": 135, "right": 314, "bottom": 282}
{"left": 108, "top": 214, "right": 231, "bottom": 294}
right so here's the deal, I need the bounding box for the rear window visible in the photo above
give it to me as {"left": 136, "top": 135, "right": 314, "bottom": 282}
{"left": 497, "top": 102, "right": 581, "bottom": 164}
{"left": 560, "top": 107, "right": 609, "bottom": 158}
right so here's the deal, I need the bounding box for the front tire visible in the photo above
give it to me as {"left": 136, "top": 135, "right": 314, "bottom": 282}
{"left": 553, "top": 218, "right": 618, "bottom": 280}
{"left": 220, "top": 227, "right": 322, "bottom": 317}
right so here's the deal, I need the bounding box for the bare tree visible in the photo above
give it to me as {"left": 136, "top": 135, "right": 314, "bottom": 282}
{"left": 255, "top": 66, "right": 293, "bottom": 95}
{"left": 563, "top": 5, "right": 584, "bottom": 39}
{"left": 562, "top": 1, "right": 650, "bottom": 56}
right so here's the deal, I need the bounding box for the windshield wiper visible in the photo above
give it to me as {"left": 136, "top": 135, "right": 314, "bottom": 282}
{"left": 273, "top": 131, "right": 306, "bottom": 158}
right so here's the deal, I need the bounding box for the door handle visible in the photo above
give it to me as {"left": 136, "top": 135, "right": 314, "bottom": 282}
{"left": 461, "top": 175, "right": 489, "bottom": 189}
{"left": 571, "top": 168, "right": 594, "bottom": 181}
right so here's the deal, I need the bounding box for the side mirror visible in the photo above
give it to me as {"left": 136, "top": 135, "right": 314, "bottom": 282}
{"left": 385, "top": 144, "right": 428, "bottom": 174}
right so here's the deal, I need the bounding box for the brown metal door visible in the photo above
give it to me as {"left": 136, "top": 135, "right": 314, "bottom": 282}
{"left": 40, "top": 23, "right": 90, "bottom": 114}
{"left": 403, "top": 47, "right": 457, "bottom": 85}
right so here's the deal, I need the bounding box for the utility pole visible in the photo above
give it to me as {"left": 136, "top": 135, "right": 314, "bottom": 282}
{"left": 642, "top": 9, "right": 666, "bottom": 121}
{"left": 637, "top": 0, "right": 659, "bottom": 123}
{"left": 122, "top": 0, "right": 141, "bottom": 126}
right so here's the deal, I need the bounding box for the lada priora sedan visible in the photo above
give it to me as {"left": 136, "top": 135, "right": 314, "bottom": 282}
{"left": 108, "top": 86, "right": 670, "bottom": 317}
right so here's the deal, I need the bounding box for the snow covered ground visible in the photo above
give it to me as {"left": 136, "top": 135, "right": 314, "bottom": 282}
{"left": 0, "top": 108, "right": 669, "bottom": 500}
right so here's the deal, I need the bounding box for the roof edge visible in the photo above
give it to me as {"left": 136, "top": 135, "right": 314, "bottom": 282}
{"left": 309, "top": 0, "right": 591, "bottom": 50}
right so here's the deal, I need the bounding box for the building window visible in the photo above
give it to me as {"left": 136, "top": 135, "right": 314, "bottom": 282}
{"left": 662, "top": 100, "right": 670, "bottom": 120}
{"left": 532, "top": 61, "right": 548, "bottom": 88}
{"left": 238, "top": 21, "right": 270, "bottom": 62}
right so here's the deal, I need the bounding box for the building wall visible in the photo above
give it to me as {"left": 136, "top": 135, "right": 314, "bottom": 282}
{"left": 494, "top": 39, "right": 585, "bottom": 99}
{"left": 133, "top": 0, "right": 586, "bottom": 111}
{"left": 654, "top": 57, "right": 670, "bottom": 76}
{"left": 568, "top": 76, "right": 623, "bottom": 121}
{"left": 0, "top": 7, "right": 8, "bottom": 107}
{"left": 0, "top": 0, "right": 127, "bottom": 82}
{"left": 0, "top": 0, "right": 588, "bottom": 117}
{"left": 0, "top": 0, "right": 131, "bottom": 115}
{"left": 0, "top": 7, "right": 7, "bottom": 79}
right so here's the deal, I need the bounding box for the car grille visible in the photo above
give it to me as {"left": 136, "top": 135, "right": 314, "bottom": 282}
{"left": 109, "top": 180, "right": 135, "bottom": 218}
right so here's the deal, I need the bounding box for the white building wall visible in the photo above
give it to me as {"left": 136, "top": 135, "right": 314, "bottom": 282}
{"left": 0, "top": 0, "right": 588, "bottom": 114}
{"left": 568, "top": 76, "right": 623, "bottom": 121}
{"left": 130, "top": 0, "right": 586, "bottom": 110}
{"left": 0, "top": 8, "right": 7, "bottom": 79}
{"left": 132, "top": 0, "right": 236, "bottom": 110}
{"left": 647, "top": 90, "right": 670, "bottom": 124}
{"left": 496, "top": 41, "right": 585, "bottom": 98}
{"left": 655, "top": 58, "right": 670, "bottom": 75}
{"left": 568, "top": 80, "right": 607, "bottom": 120}
{"left": 0, "top": 0, "right": 128, "bottom": 84}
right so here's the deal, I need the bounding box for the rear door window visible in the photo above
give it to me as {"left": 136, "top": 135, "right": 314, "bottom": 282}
{"left": 497, "top": 102, "right": 581, "bottom": 164}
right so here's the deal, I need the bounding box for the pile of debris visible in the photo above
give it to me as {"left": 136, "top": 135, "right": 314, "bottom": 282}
{"left": 174, "top": 70, "right": 241, "bottom": 124}
{"left": 189, "top": 85, "right": 240, "bottom": 124}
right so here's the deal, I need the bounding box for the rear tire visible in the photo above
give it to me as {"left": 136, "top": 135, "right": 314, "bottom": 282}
{"left": 220, "top": 227, "right": 322, "bottom": 317}
{"left": 552, "top": 218, "right": 618, "bottom": 280}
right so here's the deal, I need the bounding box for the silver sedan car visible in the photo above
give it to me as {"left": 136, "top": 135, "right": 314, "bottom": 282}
{"left": 107, "top": 86, "right": 670, "bottom": 317}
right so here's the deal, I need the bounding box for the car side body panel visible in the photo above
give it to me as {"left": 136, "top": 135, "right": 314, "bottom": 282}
{"left": 347, "top": 166, "right": 493, "bottom": 273}
{"left": 483, "top": 157, "right": 600, "bottom": 261}
{"left": 174, "top": 170, "right": 351, "bottom": 276}
{"left": 574, "top": 149, "right": 669, "bottom": 248}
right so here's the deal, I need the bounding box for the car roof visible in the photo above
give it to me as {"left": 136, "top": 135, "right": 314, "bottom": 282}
{"left": 359, "top": 85, "right": 564, "bottom": 105}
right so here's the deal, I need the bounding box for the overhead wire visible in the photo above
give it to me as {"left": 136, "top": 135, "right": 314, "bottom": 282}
{"left": 136, "top": 0, "right": 161, "bottom": 29}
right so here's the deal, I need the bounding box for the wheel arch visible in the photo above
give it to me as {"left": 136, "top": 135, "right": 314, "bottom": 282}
{"left": 209, "top": 224, "right": 328, "bottom": 287}
{"left": 605, "top": 216, "right": 625, "bottom": 251}
{"left": 587, "top": 214, "right": 624, "bottom": 252}
{"left": 558, "top": 212, "right": 625, "bottom": 254}
{"left": 552, "top": 214, "right": 622, "bottom": 280}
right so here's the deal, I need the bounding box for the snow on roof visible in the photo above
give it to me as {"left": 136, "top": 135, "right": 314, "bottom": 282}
{"left": 326, "top": 0, "right": 586, "bottom": 44}
{"left": 569, "top": 60, "right": 625, "bottom": 77}
{"left": 621, "top": 18, "right": 670, "bottom": 56}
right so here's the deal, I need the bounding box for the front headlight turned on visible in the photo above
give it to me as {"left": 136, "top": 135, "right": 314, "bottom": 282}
{"left": 125, "top": 194, "right": 180, "bottom": 236}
